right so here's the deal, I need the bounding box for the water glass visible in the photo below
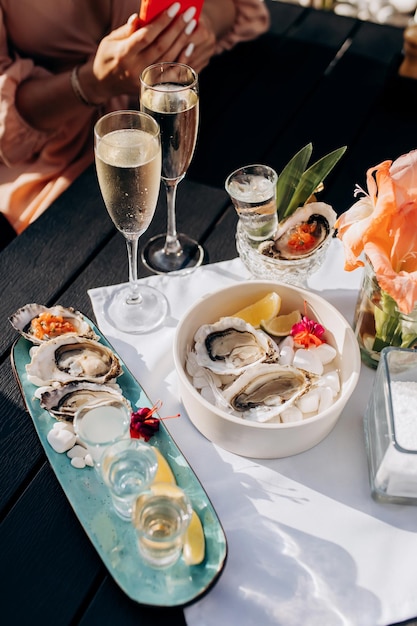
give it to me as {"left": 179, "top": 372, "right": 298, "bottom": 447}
{"left": 100, "top": 439, "right": 158, "bottom": 520}
{"left": 364, "top": 346, "right": 417, "bottom": 504}
{"left": 225, "top": 164, "right": 278, "bottom": 241}
{"left": 73, "top": 401, "right": 130, "bottom": 474}
{"left": 132, "top": 482, "right": 192, "bottom": 568}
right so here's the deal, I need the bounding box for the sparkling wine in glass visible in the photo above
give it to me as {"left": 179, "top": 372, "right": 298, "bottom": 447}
{"left": 94, "top": 110, "right": 168, "bottom": 333}
{"left": 140, "top": 62, "right": 203, "bottom": 275}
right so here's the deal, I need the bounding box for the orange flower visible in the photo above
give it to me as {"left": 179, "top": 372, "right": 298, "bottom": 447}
{"left": 335, "top": 149, "right": 417, "bottom": 314}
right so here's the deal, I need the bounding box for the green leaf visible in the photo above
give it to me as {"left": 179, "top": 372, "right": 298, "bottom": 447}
{"left": 276, "top": 143, "right": 312, "bottom": 222}
{"left": 282, "top": 146, "right": 347, "bottom": 219}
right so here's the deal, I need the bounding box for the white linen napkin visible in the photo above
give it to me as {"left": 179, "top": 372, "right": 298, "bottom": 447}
{"left": 89, "top": 239, "right": 417, "bottom": 626}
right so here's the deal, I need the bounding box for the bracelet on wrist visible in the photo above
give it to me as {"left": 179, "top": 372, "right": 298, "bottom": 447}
{"left": 70, "top": 65, "right": 100, "bottom": 107}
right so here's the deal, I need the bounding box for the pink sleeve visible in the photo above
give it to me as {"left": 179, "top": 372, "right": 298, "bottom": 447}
{"left": 0, "top": 10, "right": 52, "bottom": 166}
{"left": 216, "top": 0, "right": 271, "bottom": 54}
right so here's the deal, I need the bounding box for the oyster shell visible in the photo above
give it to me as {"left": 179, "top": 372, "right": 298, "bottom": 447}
{"left": 259, "top": 202, "right": 336, "bottom": 260}
{"left": 194, "top": 316, "right": 274, "bottom": 375}
{"left": 222, "top": 363, "right": 315, "bottom": 422}
{"left": 9, "top": 303, "right": 98, "bottom": 344}
{"left": 35, "top": 381, "right": 130, "bottom": 422}
{"left": 26, "top": 335, "right": 122, "bottom": 386}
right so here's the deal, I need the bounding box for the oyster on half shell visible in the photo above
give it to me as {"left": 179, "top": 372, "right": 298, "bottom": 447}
{"left": 9, "top": 303, "right": 98, "bottom": 344}
{"left": 194, "top": 316, "right": 276, "bottom": 376}
{"left": 222, "top": 363, "right": 316, "bottom": 422}
{"left": 259, "top": 202, "right": 336, "bottom": 260}
{"left": 35, "top": 381, "right": 130, "bottom": 422}
{"left": 26, "top": 335, "right": 122, "bottom": 386}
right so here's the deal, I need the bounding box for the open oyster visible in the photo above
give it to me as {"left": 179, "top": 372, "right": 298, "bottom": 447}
{"left": 259, "top": 202, "right": 336, "bottom": 260}
{"left": 222, "top": 363, "right": 315, "bottom": 422}
{"left": 9, "top": 303, "right": 98, "bottom": 344}
{"left": 194, "top": 316, "right": 275, "bottom": 376}
{"left": 35, "top": 381, "right": 130, "bottom": 422}
{"left": 26, "top": 335, "right": 122, "bottom": 386}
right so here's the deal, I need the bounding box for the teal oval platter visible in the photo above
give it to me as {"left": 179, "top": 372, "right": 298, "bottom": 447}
{"left": 11, "top": 321, "right": 227, "bottom": 608}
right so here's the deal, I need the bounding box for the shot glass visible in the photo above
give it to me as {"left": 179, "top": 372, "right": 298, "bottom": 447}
{"left": 132, "top": 482, "right": 192, "bottom": 569}
{"left": 100, "top": 439, "right": 158, "bottom": 520}
{"left": 225, "top": 164, "right": 278, "bottom": 242}
{"left": 73, "top": 400, "right": 130, "bottom": 474}
{"left": 364, "top": 346, "right": 417, "bottom": 504}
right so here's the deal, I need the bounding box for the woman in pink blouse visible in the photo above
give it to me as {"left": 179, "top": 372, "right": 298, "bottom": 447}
{"left": 0, "top": 0, "right": 269, "bottom": 245}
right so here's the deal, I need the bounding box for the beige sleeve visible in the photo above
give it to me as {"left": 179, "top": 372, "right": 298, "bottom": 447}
{"left": 0, "top": 9, "right": 52, "bottom": 166}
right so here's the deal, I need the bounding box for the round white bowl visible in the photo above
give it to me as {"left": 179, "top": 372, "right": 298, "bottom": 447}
{"left": 173, "top": 281, "right": 361, "bottom": 459}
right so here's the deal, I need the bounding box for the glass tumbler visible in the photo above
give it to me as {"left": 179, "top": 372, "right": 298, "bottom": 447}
{"left": 100, "top": 438, "right": 158, "bottom": 520}
{"left": 225, "top": 164, "right": 278, "bottom": 242}
{"left": 73, "top": 400, "right": 130, "bottom": 475}
{"left": 364, "top": 346, "right": 417, "bottom": 504}
{"left": 132, "top": 482, "right": 192, "bottom": 568}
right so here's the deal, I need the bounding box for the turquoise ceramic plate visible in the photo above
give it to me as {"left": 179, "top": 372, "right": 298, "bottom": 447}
{"left": 11, "top": 324, "right": 227, "bottom": 608}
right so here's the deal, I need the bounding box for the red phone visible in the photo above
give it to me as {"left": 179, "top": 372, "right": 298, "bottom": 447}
{"left": 139, "top": 0, "right": 203, "bottom": 25}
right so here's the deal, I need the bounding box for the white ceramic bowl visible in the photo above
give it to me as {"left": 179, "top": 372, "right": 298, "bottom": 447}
{"left": 173, "top": 281, "right": 360, "bottom": 459}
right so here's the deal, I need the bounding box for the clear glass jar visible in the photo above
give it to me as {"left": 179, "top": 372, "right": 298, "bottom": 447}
{"left": 364, "top": 346, "right": 417, "bottom": 504}
{"left": 353, "top": 259, "right": 417, "bottom": 369}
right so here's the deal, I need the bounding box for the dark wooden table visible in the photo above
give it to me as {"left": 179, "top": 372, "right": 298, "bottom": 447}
{"left": 1, "top": 2, "right": 417, "bottom": 624}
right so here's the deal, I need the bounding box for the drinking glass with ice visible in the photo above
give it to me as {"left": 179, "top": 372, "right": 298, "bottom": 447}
{"left": 225, "top": 164, "right": 278, "bottom": 241}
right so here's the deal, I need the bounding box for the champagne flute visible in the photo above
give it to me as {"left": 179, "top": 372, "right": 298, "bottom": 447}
{"left": 140, "top": 62, "right": 204, "bottom": 275}
{"left": 94, "top": 110, "right": 168, "bottom": 333}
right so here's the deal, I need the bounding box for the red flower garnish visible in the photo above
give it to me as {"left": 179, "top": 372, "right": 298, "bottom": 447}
{"left": 130, "top": 400, "right": 179, "bottom": 442}
{"left": 291, "top": 312, "right": 325, "bottom": 349}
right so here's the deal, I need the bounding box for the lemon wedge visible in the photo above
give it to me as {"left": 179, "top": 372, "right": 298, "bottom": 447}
{"left": 232, "top": 292, "right": 281, "bottom": 328}
{"left": 261, "top": 309, "right": 301, "bottom": 336}
{"left": 152, "top": 448, "right": 176, "bottom": 485}
{"left": 183, "top": 509, "right": 205, "bottom": 565}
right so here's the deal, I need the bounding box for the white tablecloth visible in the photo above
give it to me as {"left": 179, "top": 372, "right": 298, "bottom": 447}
{"left": 89, "top": 239, "right": 417, "bottom": 626}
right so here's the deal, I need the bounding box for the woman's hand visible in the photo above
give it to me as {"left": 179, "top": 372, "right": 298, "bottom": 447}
{"left": 15, "top": 2, "right": 232, "bottom": 132}
{"left": 176, "top": 14, "right": 217, "bottom": 73}
{"left": 83, "top": 4, "right": 200, "bottom": 102}
{"left": 176, "top": 0, "right": 236, "bottom": 73}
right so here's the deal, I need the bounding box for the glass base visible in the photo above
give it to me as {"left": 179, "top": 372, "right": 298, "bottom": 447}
{"left": 359, "top": 345, "right": 379, "bottom": 370}
{"left": 104, "top": 284, "right": 168, "bottom": 334}
{"left": 141, "top": 233, "right": 204, "bottom": 276}
{"left": 236, "top": 221, "right": 331, "bottom": 288}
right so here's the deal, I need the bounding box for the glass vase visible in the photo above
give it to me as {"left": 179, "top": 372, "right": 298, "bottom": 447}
{"left": 353, "top": 258, "right": 417, "bottom": 368}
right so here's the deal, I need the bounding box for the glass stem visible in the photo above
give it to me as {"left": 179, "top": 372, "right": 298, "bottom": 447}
{"left": 163, "top": 179, "right": 182, "bottom": 255}
{"left": 125, "top": 235, "right": 142, "bottom": 304}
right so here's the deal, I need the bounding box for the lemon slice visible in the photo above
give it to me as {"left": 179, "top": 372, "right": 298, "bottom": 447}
{"left": 183, "top": 509, "right": 205, "bottom": 565}
{"left": 232, "top": 292, "right": 281, "bottom": 328}
{"left": 261, "top": 309, "right": 302, "bottom": 336}
{"left": 152, "top": 448, "right": 176, "bottom": 485}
